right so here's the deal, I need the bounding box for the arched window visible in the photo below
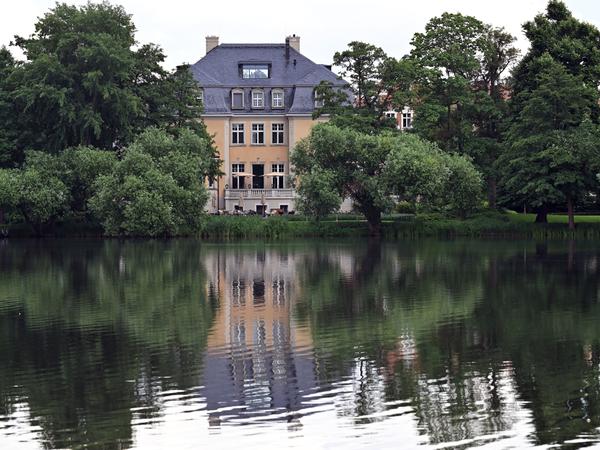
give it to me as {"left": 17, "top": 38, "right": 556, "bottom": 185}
{"left": 271, "top": 89, "right": 284, "bottom": 108}
{"left": 231, "top": 89, "right": 244, "bottom": 109}
{"left": 252, "top": 89, "right": 264, "bottom": 109}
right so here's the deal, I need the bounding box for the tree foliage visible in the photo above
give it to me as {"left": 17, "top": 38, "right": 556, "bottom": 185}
{"left": 0, "top": 165, "right": 69, "bottom": 234}
{"left": 408, "top": 13, "right": 518, "bottom": 207}
{"left": 294, "top": 169, "right": 342, "bottom": 220}
{"left": 292, "top": 124, "right": 483, "bottom": 232}
{"left": 499, "top": 1, "right": 600, "bottom": 225}
{"left": 5, "top": 1, "right": 214, "bottom": 157}
{"left": 89, "top": 128, "right": 216, "bottom": 236}
{"left": 0, "top": 47, "right": 18, "bottom": 166}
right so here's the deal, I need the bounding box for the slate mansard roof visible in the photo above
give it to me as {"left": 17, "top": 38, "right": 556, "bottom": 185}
{"left": 190, "top": 43, "right": 349, "bottom": 116}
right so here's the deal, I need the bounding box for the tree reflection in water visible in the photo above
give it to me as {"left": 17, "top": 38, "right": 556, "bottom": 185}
{"left": 1, "top": 239, "right": 600, "bottom": 448}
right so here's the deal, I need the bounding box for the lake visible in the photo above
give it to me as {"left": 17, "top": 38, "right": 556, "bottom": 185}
{"left": 1, "top": 239, "right": 600, "bottom": 449}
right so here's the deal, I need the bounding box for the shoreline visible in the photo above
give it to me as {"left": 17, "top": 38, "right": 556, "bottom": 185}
{"left": 3, "top": 212, "right": 600, "bottom": 240}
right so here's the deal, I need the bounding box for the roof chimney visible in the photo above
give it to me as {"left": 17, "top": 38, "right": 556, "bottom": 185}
{"left": 205, "top": 36, "right": 219, "bottom": 54}
{"left": 286, "top": 34, "right": 300, "bottom": 53}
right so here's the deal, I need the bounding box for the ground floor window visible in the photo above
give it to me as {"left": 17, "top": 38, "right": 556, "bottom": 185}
{"left": 232, "top": 163, "right": 245, "bottom": 189}
{"left": 271, "top": 163, "right": 285, "bottom": 189}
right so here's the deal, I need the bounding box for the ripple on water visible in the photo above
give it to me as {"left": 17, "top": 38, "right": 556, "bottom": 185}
{"left": 2, "top": 239, "right": 600, "bottom": 448}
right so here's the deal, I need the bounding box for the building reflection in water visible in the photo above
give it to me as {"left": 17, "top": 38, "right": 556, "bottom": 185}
{"left": 202, "top": 247, "right": 316, "bottom": 426}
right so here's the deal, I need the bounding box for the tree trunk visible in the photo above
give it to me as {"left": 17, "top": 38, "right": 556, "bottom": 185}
{"left": 535, "top": 207, "right": 548, "bottom": 224}
{"left": 367, "top": 214, "right": 382, "bottom": 236}
{"left": 567, "top": 196, "right": 575, "bottom": 230}
{"left": 362, "top": 206, "right": 382, "bottom": 237}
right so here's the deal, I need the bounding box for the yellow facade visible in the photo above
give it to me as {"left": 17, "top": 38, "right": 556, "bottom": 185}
{"left": 204, "top": 115, "right": 328, "bottom": 212}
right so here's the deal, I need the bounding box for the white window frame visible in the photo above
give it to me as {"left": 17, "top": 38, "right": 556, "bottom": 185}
{"left": 252, "top": 90, "right": 264, "bottom": 109}
{"left": 197, "top": 89, "right": 204, "bottom": 105}
{"left": 241, "top": 64, "right": 269, "bottom": 79}
{"left": 314, "top": 90, "right": 324, "bottom": 108}
{"left": 271, "top": 123, "right": 285, "bottom": 145}
{"left": 251, "top": 123, "right": 265, "bottom": 145}
{"left": 231, "top": 123, "right": 245, "bottom": 145}
{"left": 271, "top": 89, "right": 284, "bottom": 108}
{"left": 231, "top": 163, "right": 246, "bottom": 189}
{"left": 271, "top": 163, "right": 285, "bottom": 189}
{"left": 231, "top": 89, "right": 244, "bottom": 109}
{"left": 401, "top": 107, "right": 413, "bottom": 129}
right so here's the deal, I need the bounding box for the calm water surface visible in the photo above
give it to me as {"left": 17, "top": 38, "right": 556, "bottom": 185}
{"left": 1, "top": 239, "right": 600, "bottom": 449}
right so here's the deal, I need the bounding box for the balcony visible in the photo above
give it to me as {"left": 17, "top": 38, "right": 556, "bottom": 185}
{"left": 225, "top": 188, "right": 294, "bottom": 199}
{"left": 224, "top": 188, "right": 296, "bottom": 212}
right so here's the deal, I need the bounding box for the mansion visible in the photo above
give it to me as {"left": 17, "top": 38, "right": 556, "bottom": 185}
{"left": 191, "top": 36, "right": 412, "bottom": 213}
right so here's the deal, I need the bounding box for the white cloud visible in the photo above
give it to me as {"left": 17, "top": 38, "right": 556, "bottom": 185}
{"left": 1, "top": 0, "right": 598, "bottom": 69}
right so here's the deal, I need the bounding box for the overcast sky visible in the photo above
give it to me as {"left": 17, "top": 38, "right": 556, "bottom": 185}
{"left": 2, "top": 0, "right": 599, "bottom": 69}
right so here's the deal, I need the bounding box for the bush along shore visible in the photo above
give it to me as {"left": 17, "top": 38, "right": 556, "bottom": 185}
{"left": 4, "top": 211, "right": 600, "bottom": 240}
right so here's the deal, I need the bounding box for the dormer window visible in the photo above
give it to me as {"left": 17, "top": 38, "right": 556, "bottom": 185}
{"left": 240, "top": 64, "right": 270, "bottom": 79}
{"left": 252, "top": 90, "right": 264, "bottom": 109}
{"left": 272, "top": 89, "right": 284, "bottom": 108}
{"left": 314, "top": 90, "right": 325, "bottom": 108}
{"left": 197, "top": 89, "right": 204, "bottom": 105}
{"left": 231, "top": 89, "right": 244, "bottom": 109}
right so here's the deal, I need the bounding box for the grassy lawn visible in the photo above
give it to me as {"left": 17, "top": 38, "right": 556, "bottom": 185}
{"left": 506, "top": 211, "right": 600, "bottom": 224}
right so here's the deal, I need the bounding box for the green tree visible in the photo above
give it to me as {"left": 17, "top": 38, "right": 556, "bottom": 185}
{"left": 499, "top": 54, "right": 599, "bottom": 224}
{"left": 9, "top": 2, "right": 167, "bottom": 152}
{"left": 0, "top": 165, "right": 69, "bottom": 234}
{"left": 294, "top": 169, "right": 342, "bottom": 220}
{"left": 441, "top": 153, "right": 484, "bottom": 218}
{"left": 333, "top": 41, "right": 387, "bottom": 111}
{"left": 383, "top": 133, "right": 448, "bottom": 209}
{"left": 89, "top": 128, "right": 215, "bottom": 236}
{"left": 512, "top": 0, "right": 600, "bottom": 104}
{"left": 408, "top": 15, "right": 517, "bottom": 207}
{"left": 321, "top": 41, "right": 407, "bottom": 133}
{"left": 409, "top": 12, "right": 487, "bottom": 153}
{"left": 24, "top": 147, "right": 117, "bottom": 217}
{"left": 292, "top": 124, "right": 393, "bottom": 235}
{"left": 0, "top": 47, "right": 18, "bottom": 166}
{"left": 292, "top": 124, "right": 483, "bottom": 233}
{"left": 163, "top": 64, "right": 205, "bottom": 131}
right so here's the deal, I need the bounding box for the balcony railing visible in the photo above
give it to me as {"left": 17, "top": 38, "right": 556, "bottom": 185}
{"left": 225, "top": 188, "right": 294, "bottom": 199}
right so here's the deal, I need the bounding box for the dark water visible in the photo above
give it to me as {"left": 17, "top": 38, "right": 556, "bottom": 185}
{"left": 1, "top": 239, "right": 600, "bottom": 449}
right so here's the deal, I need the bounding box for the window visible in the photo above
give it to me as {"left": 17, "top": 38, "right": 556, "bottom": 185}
{"left": 251, "top": 124, "right": 264, "bottom": 145}
{"left": 241, "top": 64, "right": 270, "bottom": 79}
{"left": 252, "top": 90, "right": 264, "bottom": 108}
{"left": 197, "top": 89, "right": 204, "bottom": 105}
{"left": 231, "top": 123, "right": 245, "bottom": 144}
{"left": 271, "top": 123, "right": 285, "bottom": 145}
{"left": 231, "top": 89, "right": 244, "bottom": 109}
{"left": 271, "top": 163, "right": 285, "bottom": 189}
{"left": 232, "top": 279, "right": 245, "bottom": 307}
{"left": 232, "top": 163, "right": 245, "bottom": 189}
{"left": 314, "top": 90, "right": 324, "bottom": 108}
{"left": 384, "top": 111, "right": 397, "bottom": 119}
{"left": 272, "top": 89, "right": 284, "bottom": 108}
{"left": 402, "top": 109, "right": 413, "bottom": 129}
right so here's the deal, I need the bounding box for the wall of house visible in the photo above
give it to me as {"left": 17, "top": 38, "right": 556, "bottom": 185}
{"left": 203, "top": 115, "right": 328, "bottom": 213}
